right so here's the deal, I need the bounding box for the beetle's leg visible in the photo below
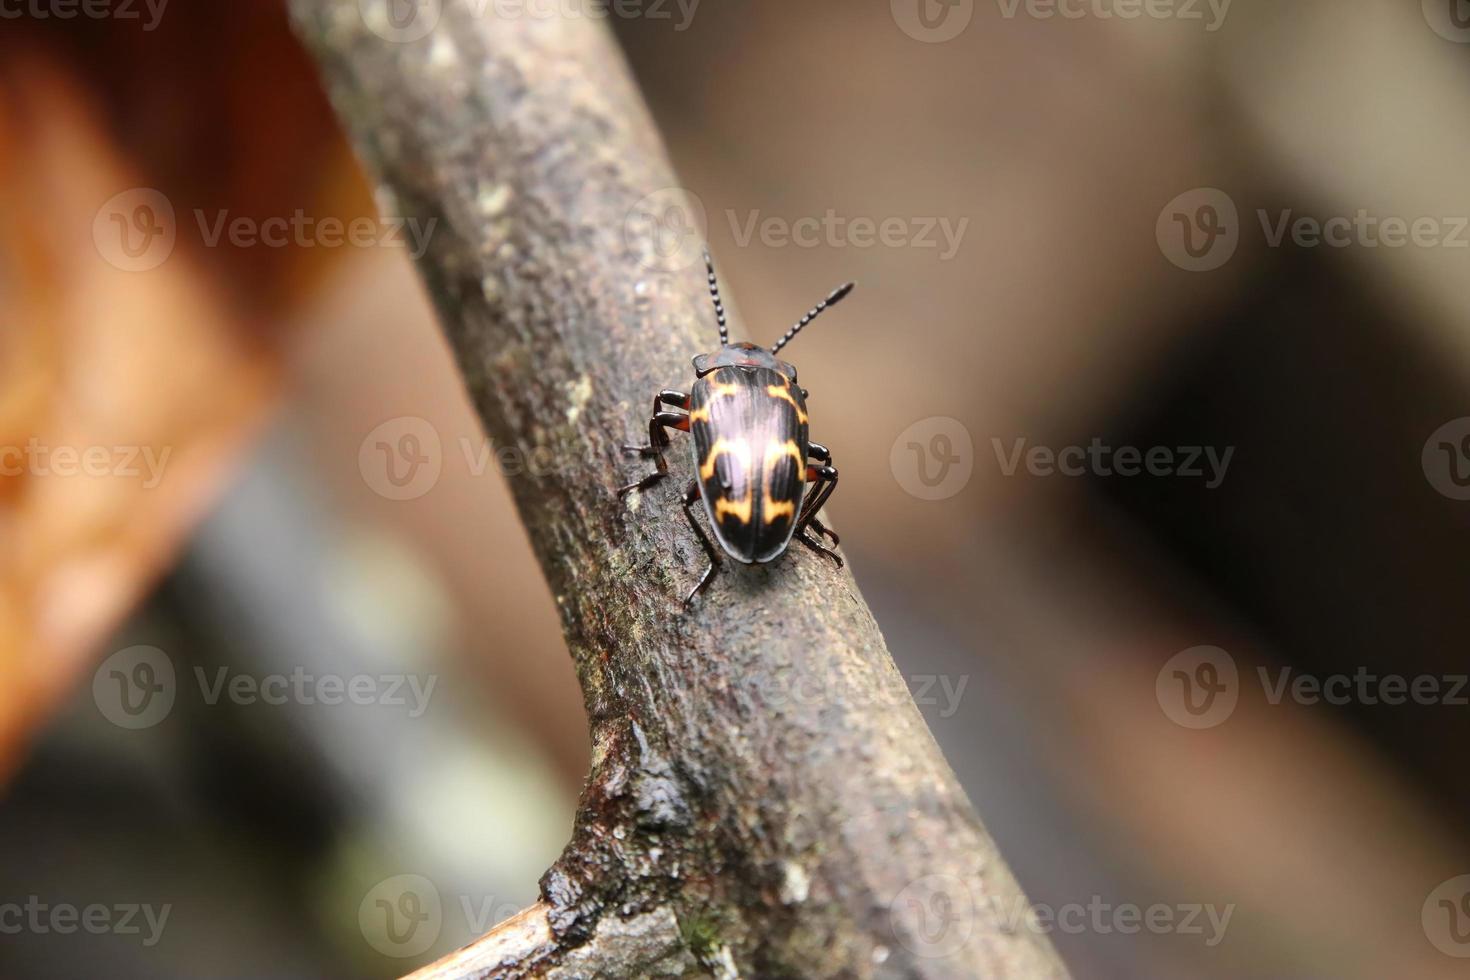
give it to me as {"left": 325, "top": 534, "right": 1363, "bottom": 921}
{"left": 802, "top": 443, "right": 839, "bottom": 545}
{"left": 796, "top": 461, "right": 842, "bottom": 566}
{"left": 797, "top": 527, "right": 843, "bottom": 567}
{"left": 618, "top": 390, "right": 691, "bottom": 497}
{"left": 800, "top": 468, "right": 838, "bottom": 529}
{"left": 799, "top": 469, "right": 838, "bottom": 536}
{"left": 622, "top": 390, "right": 691, "bottom": 457}
{"left": 807, "top": 514, "right": 839, "bottom": 547}
{"left": 681, "top": 480, "right": 720, "bottom": 607}
{"left": 617, "top": 410, "right": 688, "bottom": 496}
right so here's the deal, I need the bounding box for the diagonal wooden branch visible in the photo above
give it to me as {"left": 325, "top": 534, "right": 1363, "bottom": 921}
{"left": 291, "top": 2, "right": 1068, "bottom": 977}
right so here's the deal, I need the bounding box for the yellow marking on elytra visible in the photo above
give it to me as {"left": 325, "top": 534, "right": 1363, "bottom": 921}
{"left": 700, "top": 437, "right": 751, "bottom": 481}
{"left": 689, "top": 373, "right": 740, "bottom": 427}
{"left": 714, "top": 492, "right": 753, "bottom": 524}
{"left": 761, "top": 440, "right": 803, "bottom": 523}
{"left": 705, "top": 370, "right": 742, "bottom": 400}
{"left": 762, "top": 494, "right": 796, "bottom": 524}
{"left": 766, "top": 383, "right": 808, "bottom": 425}
{"left": 766, "top": 439, "right": 804, "bottom": 476}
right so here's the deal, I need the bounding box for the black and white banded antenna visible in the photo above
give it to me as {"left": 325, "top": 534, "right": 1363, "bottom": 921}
{"left": 770, "top": 280, "right": 855, "bottom": 355}
{"left": 704, "top": 249, "right": 729, "bottom": 346}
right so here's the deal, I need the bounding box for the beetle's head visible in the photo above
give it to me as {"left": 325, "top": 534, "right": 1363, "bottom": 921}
{"left": 693, "top": 342, "right": 798, "bottom": 382}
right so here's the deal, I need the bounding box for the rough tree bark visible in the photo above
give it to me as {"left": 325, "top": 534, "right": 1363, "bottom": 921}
{"left": 290, "top": 3, "right": 1069, "bottom": 978}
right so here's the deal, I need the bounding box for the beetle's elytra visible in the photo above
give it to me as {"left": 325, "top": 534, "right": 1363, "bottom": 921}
{"left": 619, "top": 250, "right": 853, "bottom": 606}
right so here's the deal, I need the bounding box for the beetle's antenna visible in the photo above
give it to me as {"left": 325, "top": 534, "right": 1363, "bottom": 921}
{"left": 704, "top": 249, "right": 729, "bottom": 346}
{"left": 770, "top": 281, "right": 855, "bottom": 355}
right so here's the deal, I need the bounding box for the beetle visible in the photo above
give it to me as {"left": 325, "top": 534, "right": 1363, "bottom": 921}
{"left": 619, "top": 250, "right": 854, "bottom": 606}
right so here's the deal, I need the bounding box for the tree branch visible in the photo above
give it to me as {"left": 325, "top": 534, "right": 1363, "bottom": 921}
{"left": 291, "top": 2, "right": 1068, "bottom": 977}
{"left": 403, "top": 902, "right": 557, "bottom": 980}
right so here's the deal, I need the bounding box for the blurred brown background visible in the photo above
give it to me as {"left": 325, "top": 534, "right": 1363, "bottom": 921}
{"left": 2, "top": 0, "right": 1469, "bottom": 977}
